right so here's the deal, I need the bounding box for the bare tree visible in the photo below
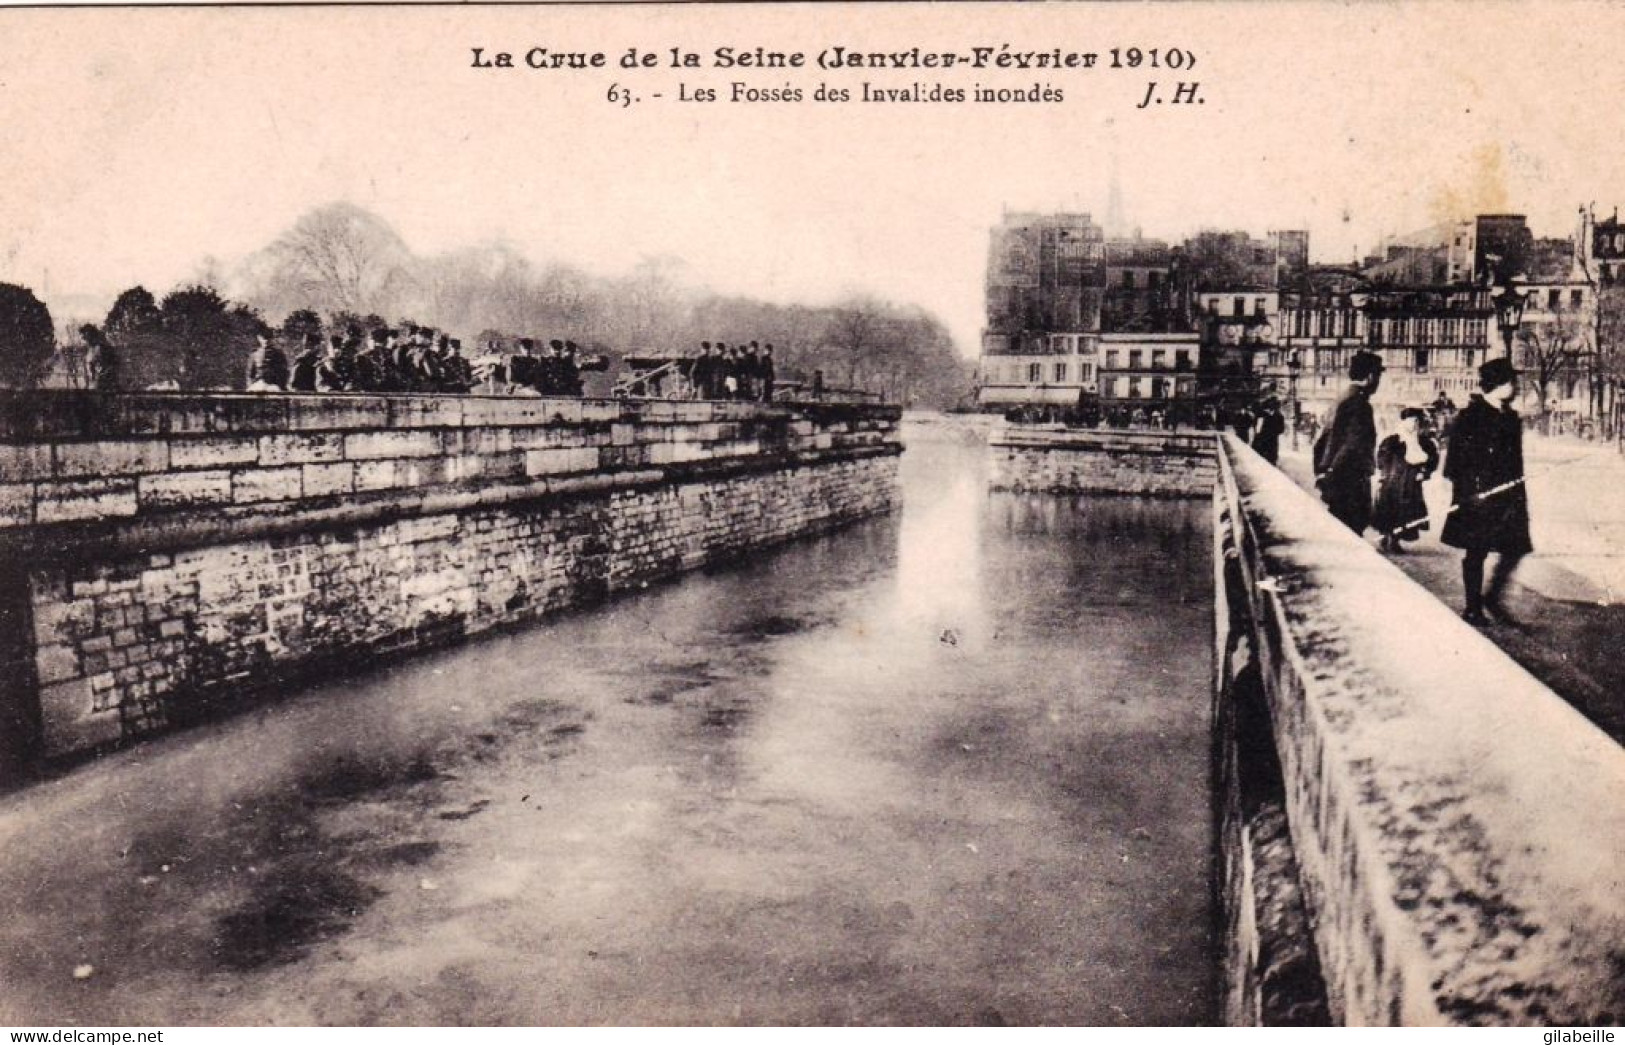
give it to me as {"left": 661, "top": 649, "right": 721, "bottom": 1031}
{"left": 825, "top": 298, "right": 892, "bottom": 388}
{"left": 1516, "top": 302, "right": 1591, "bottom": 422}
{"left": 250, "top": 202, "right": 416, "bottom": 319}
{"left": 1596, "top": 286, "right": 1625, "bottom": 439}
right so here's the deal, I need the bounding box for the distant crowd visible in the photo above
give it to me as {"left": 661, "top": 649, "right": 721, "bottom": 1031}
{"left": 75, "top": 323, "right": 790, "bottom": 401}
{"left": 628, "top": 341, "right": 778, "bottom": 402}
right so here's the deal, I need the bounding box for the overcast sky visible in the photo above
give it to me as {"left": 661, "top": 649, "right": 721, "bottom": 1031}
{"left": 3, "top": 1, "right": 1623, "bottom": 355}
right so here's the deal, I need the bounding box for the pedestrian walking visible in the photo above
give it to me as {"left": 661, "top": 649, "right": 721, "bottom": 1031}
{"left": 1441, "top": 358, "right": 1531, "bottom": 625}
{"left": 1313, "top": 349, "right": 1384, "bottom": 534}
{"left": 1251, "top": 395, "right": 1286, "bottom": 465}
{"left": 1373, "top": 407, "right": 1440, "bottom": 553}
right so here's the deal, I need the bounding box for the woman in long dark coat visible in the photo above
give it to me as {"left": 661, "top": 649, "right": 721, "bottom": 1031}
{"left": 1373, "top": 407, "right": 1440, "bottom": 552}
{"left": 1440, "top": 358, "right": 1531, "bottom": 624}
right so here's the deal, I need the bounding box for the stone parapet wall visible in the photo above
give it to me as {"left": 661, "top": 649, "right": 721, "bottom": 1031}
{"left": 1213, "top": 433, "right": 1625, "bottom": 1025}
{"left": 987, "top": 426, "right": 1217, "bottom": 497}
{"left": 0, "top": 393, "right": 894, "bottom": 542}
{"left": 0, "top": 393, "right": 901, "bottom": 765}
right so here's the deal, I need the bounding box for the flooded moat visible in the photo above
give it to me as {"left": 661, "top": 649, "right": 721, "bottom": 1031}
{"left": 0, "top": 418, "right": 1215, "bottom": 1026}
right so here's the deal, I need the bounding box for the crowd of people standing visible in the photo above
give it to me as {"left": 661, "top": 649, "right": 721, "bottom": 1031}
{"left": 246, "top": 326, "right": 495, "bottom": 395}
{"left": 678, "top": 341, "right": 777, "bottom": 402}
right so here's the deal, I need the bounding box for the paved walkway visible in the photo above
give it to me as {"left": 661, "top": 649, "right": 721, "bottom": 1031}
{"left": 1278, "top": 436, "right": 1625, "bottom": 745}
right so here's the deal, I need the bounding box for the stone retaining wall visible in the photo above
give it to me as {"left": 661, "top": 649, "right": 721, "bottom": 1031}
{"left": 987, "top": 426, "right": 1217, "bottom": 497}
{"left": 0, "top": 393, "right": 901, "bottom": 766}
{"left": 1213, "top": 433, "right": 1625, "bottom": 1025}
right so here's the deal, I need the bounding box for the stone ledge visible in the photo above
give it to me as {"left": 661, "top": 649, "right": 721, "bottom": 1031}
{"left": 1216, "top": 433, "right": 1625, "bottom": 1025}
{"left": 0, "top": 391, "right": 900, "bottom": 441}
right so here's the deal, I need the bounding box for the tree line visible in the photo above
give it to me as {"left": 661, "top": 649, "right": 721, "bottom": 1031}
{"left": 0, "top": 201, "right": 974, "bottom": 407}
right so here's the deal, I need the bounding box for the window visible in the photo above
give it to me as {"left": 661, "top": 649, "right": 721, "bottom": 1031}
{"left": 1148, "top": 271, "right": 1162, "bottom": 289}
{"left": 1572, "top": 289, "right": 1584, "bottom": 308}
{"left": 1548, "top": 289, "right": 1560, "bottom": 310}
{"left": 1105, "top": 349, "right": 1121, "bottom": 369}
{"left": 1129, "top": 350, "right": 1143, "bottom": 368}
{"left": 1128, "top": 377, "right": 1143, "bottom": 398}
{"left": 1028, "top": 362, "right": 1042, "bottom": 383}
{"left": 1078, "top": 362, "right": 1094, "bottom": 382}
{"left": 1054, "top": 362, "right": 1068, "bottom": 382}
{"left": 1414, "top": 349, "right": 1430, "bottom": 374}
{"left": 1254, "top": 298, "right": 1267, "bottom": 317}
{"left": 1153, "top": 350, "right": 1167, "bottom": 367}
{"left": 1123, "top": 271, "right": 1137, "bottom": 289}
{"left": 1176, "top": 350, "right": 1191, "bottom": 370}
{"left": 1463, "top": 348, "right": 1476, "bottom": 370}
{"left": 1442, "top": 319, "right": 1458, "bottom": 345}
{"left": 1233, "top": 296, "right": 1246, "bottom": 317}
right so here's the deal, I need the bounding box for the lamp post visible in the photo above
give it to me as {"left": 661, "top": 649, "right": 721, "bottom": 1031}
{"left": 1288, "top": 349, "right": 1302, "bottom": 450}
{"left": 1492, "top": 280, "right": 1527, "bottom": 361}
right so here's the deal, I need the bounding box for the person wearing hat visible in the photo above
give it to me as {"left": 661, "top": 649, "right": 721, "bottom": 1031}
{"left": 1313, "top": 349, "right": 1384, "bottom": 533}
{"left": 509, "top": 337, "right": 540, "bottom": 392}
{"left": 690, "top": 342, "right": 715, "bottom": 400}
{"left": 316, "top": 333, "right": 352, "bottom": 392}
{"left": 561, "top": 341, "right": 583, "bottom": 397}
{"left": 246, "top": 332, "right": 290, "bottom": 392}
{"left": 1441, "top": 357, "right": 1531, "bottom": 625}
{"left": 80, "top": 324, "right": 120, "bottom": 393}
{"left": 1251, "top": 395, "right": 1286, "bottom": 466}
{"left": 289, "top": 332, "right": 321, "bottom": 392}
{"left": 759, "top": 343, "right": 776, "bottom": 403}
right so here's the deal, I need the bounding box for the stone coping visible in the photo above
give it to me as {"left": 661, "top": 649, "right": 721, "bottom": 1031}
{"left": 0, "top": 390, "right": 900, "bottom": 441}
{"left": 1216, "top": 433, "right": 1625, "bottom": 1024}
{"left": 988, "top": 424, "right": 1219, "bottom": 452}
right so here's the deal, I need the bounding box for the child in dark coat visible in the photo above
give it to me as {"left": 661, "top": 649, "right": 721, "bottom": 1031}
{"left": 1373, "top": 407, "right": 1440, "bottom": 553}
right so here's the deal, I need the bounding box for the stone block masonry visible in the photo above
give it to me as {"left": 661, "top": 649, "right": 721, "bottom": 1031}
{"left": 987, "top": 426, "right": 1218, "bottom": 497}
{"left": 0, "top": 393, "right": 901, "bottom": 764}
{"left": 1213, "top": 434, "right": 1625, "bottom": 1025}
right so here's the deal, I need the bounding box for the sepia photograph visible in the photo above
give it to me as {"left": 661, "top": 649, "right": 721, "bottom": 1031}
{"left": 0, "top": 0, "right": 1621, "bottom": 1029}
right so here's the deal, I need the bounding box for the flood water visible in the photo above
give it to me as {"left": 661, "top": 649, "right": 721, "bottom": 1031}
{"left": 0, "top": 416, "right": 1216, "bottom": 1026}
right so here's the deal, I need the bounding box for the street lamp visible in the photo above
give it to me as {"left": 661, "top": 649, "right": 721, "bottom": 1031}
{"left": 1492, "top": 280, "right": 1527, "bottom": 361}
{"left": 1287, "top": 349, "right": 1302, "bottom": 450}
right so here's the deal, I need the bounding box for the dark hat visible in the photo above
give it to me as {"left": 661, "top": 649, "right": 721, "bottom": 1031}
{"left": 370, "top": 329, "right": 389, "bottom": 344}
{"left": 701, "top": 341, "right": 712, "bottom": 349}
{"left": 1478, "top": 356, "right": 1518, "bottom": 390}
{"left": 750, "top": 340, "right": 759, "bottom": 349}
{"left": 1400, "top": 406, "right": 1426, "bottom": 420}
{"left": 550, "top": 340, "right": 564, "bottom": 350}
{"left": 1349, "top": 349, "right": 1384, "bottom": 381}
{"left": 449, "top": 338, "right": 461, "bottom": 351}
{"left": 518, "top": 337, "right": 535, "bottom": 351}
{"left": 329, "top": 334, "right": 344, "bottom": 347}
{"left": 565, "top": 341, "right": 577, "bottom": 351}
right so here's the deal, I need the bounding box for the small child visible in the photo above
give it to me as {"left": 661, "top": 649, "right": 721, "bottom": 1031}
{"left": 1373, "top": 407, "right": 1440, "bottom": 553}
